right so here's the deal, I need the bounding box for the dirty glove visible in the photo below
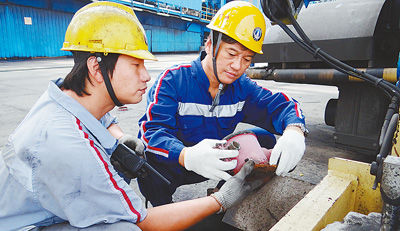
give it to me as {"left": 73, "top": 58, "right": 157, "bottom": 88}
{"left": 119, "top": 134, "right": 145, "bottom": 157}
{"left": 211, "top": 160, "right": 262, "bottom": 212}
{"left": 270, "top": 129, "right": 305, "bottom": 176}
{"left": 183, "top": 139, "right": 238, "bottom": 181}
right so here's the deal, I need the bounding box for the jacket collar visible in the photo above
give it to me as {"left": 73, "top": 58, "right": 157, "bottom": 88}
{"left": 191, "top": 51, "right": 211, "bottom": 91}
{"left": 48, "top": 79, "right": 117, "bottom": 150}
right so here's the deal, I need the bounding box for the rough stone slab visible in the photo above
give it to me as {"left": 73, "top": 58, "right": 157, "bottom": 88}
{"left": 382, "top": 156, "right": 400, "bottom": 200}
{"left": 222, "top": 176, "right": 314, "bottom": 231}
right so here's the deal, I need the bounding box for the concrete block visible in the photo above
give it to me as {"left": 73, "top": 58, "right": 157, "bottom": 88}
{"left": 222, "top": 176, "right": 314, "bottom": 231}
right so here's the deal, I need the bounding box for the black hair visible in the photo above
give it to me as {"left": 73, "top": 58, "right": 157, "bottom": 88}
{"left": 211, "top": 30, "right": 239, "bottom": 46}
{"left": 61, "top": 51, "right": 120, "bottom": 96}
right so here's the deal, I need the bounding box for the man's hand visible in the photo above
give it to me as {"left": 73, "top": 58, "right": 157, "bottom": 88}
{"left": 211, "top": 160, "right": 262, "bottom": 212}
{"left": 181, "top": 139, "right": 238, "bottom": 181}
{"left": 110, "top": 134, "right": 147, "bottom": 179}
{"left": 270, "top": 128, "right": 305, "bottom": 175}
{"left": 119, "top": 134, "right": 145, "bottom": 157}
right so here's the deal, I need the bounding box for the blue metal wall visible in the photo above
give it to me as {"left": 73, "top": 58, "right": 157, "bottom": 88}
{"left": 3, "top": 0, "right": 87, "bottom": 13}
{"left": 137, "top": 11, "right": 205, "bottom": 53}
{"left": 0, "top": 4, "right": 73, "bottom": 58}
{"left": 145, "top": 26, "right": 202, "bottom": 52}
{"left": 0, "top": 0, "right": 207, "bottom": 58}
{"left": 0, "top": 0, "right": 89, "bottom": 59}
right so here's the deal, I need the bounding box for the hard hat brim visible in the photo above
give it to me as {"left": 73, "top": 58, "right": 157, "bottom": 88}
{"left": 61, "top": 46, "right": 157, "bottom": 61}
{"left": 125, "top": 49, "right": 158, "bottom": 61}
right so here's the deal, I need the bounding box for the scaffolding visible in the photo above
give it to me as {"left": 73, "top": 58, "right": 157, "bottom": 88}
{"left": 201, "top": 5, "right": 217, "bottom": 21}
{"left": 114, "top": 0, "right": 218, "bottom": 23}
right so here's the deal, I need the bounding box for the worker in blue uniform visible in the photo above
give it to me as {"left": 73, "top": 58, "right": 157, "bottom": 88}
{"left": 0, "top": 2, "right": 260, "bottom": 231}
{"left": 138, "top": 1, "right": 308, "bottom": 207}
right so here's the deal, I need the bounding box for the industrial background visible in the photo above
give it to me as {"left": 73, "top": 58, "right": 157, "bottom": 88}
{"left": 0, "top": 0, "right": 261, "bottom": 59}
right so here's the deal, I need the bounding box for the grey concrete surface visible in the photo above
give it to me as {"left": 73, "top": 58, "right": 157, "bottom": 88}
{"left": 0, "top": 54, "right": 376, "bottom": 230}
{"left": 223, "top": 176, "right": 315, "bottom": 230}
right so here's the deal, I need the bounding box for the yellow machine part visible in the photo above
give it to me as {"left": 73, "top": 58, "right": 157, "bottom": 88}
{"left": 270, "top": 157, "right": 382, "bottom": 231}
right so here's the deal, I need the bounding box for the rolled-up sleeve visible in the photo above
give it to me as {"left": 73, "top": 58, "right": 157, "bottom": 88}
{"left": 100, "top": 112, "right": 119, "bottom": 128}
{"left": 242, "top": 77, "right": 306, "bottom": 135}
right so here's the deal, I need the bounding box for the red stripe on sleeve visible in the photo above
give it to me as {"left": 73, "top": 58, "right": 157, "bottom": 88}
{"left": 148, "top": 145, "right": 169, "bottom": 155}
{"left": 294, "top": 102, "right": 300, "bottom": 117}
{"left": 281, "top": 92, "right": 290, "bottom": 101}
{"left": 76, "top": 118, "right": 141, "bottom": 221}
{"left": 281, "top": 92, "right": 300, "bottom": 117}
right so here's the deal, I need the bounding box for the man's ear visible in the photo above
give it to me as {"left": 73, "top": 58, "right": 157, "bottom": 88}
{"left": 204, "top": 37, "right": 212, "bottom": 55}
{"left": 87, "top": 56, "right": 103, "bottom": 83}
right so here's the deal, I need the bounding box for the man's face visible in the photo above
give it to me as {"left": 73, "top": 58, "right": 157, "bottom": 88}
{"left": 111, "top": 54, "right": 151, "bottom": 104}
{"left": 214, "top": 41, "right": 255, "bottom": 84}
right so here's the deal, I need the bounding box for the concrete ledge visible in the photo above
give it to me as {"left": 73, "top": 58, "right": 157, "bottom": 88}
{"left": 270, "top": 158, "right": 382, "bottom": 231}
{"left": 271, "top": 170, "right": 357, "bottom": 231}
{"left": 222, "top": 176, "right": 314, "bottom": 231}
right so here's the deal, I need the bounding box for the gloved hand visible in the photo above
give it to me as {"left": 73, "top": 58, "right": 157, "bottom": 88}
{"left": 211, "top": 160, "right": 262, "bottom": 212}
{"left": 111, "top": 134, "right": 146, "bottom": 179}
{"left": 183, "top": 139, "right": 238, "bottom": 181}
{"left": 270, "top": 129, "right": 305, "bottom": 176}
{"left": 119, "top": 134, "right": 145, "bottom": 157}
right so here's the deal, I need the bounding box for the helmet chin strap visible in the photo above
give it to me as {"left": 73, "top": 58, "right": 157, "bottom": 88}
{"left": 210, "top": 31, "right": 224, "bottom": 112}
{"left": 96, "top": 54, "right": 124, "bottom": 107}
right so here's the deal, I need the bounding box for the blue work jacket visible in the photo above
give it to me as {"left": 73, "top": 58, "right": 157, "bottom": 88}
{"left": 0, "top": 79, "right": 145, "bottom": 230}
{"left": 138, "top": 53, "right": 306, "bottom": 169}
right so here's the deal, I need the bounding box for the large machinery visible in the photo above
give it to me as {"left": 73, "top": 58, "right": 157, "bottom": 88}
{"left": 249, "top": 0, "right": 400, "bottom": 154}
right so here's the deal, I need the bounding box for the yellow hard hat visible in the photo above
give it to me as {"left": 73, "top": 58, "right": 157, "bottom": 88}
{"left": 61, "top": 1, "right": 156, "bottom": 60}
{"left": 207, "top": 1, "right": 266, "bottom": 54}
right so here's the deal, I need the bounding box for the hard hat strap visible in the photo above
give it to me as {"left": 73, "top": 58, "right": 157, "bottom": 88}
{"left": 210, "top": 31, "right": 224, "bottom": 112}
{"left": 210, "top": 83, "right": 223, "bottom": 112}
{"left": 96, "top": 54, "right": 124, "bottom": 107}
{"left": 211, "top": 30, "right": 223, "bottom": 84}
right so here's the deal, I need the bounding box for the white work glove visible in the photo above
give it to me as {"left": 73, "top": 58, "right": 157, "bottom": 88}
{"left": 270, "top": 129, "right": 305, "bottom": 176}
{"left": 119, "top": 134, "right": 145, "bottom": 157}
{"left": 183, "top": 139, "right": 238, "bottom": 181}
{"left": 211, "top": 160, "right": 263, "bottom": 212}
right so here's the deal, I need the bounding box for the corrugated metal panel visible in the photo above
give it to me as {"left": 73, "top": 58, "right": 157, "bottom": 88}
{"left": 149, "top": 25, "right": 201, "bottom": 52}
{"left": 6, "top": 0, "right": 90, "bottom": 13}
{"left": 0, "top": 1, "right": 204, "bottom": 58}
{"left": 0, "top": 5, "right": 8, "bottom": 58}
{"left": 52, "top": 0, "right": 89, "bottom": 13}
{"left": 143, "top": 25, "right": 153, "bottom": 51}
{"left": 136, "top": 12, "right": 203, "bottom": 53}
{"left": 7, "top": 0, "right": 48, "bottom": 8}
{"left": 0, "top": 4, "right": 73, "bottom": 58}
